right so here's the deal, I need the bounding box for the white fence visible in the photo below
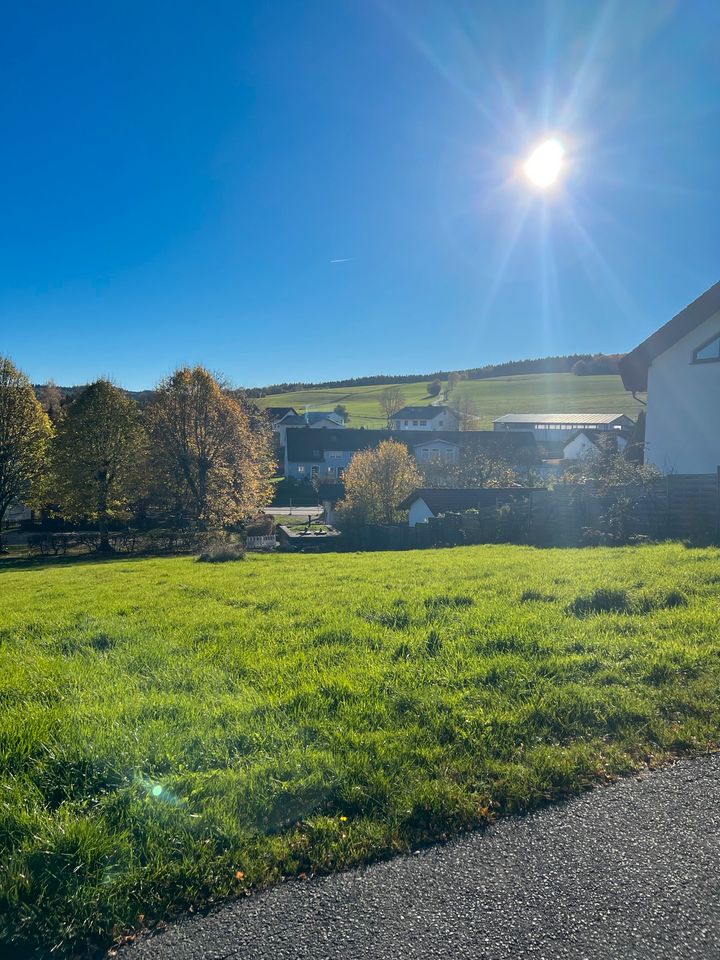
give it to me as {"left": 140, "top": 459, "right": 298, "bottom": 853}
{"left": 245, "top": 535, "right": 278, "bottom": 550}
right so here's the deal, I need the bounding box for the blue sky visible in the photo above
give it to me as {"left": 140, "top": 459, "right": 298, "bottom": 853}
{"left": 2, "top": 1, "right": 718, "bottom": 390}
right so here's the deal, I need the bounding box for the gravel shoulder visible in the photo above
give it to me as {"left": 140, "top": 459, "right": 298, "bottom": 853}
{"left": 118, "top": 754, "right": 720, "bottom": 960}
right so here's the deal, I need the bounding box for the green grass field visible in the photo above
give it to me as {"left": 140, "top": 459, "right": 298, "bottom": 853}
{"left": 257, "top": 373, "right": 645, "bottom": 429}
{"left": 2, "top": 543, "right": 718, "bottom": 957}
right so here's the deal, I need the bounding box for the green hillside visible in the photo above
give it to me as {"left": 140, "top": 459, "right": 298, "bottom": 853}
{"left": 257, "top": 373, "right": 644, "bottom": 429}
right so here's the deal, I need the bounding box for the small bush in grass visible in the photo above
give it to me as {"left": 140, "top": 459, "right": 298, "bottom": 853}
{"left": 424, "top": 595, "right": 474, "bottom": 610}
{"left": 568, "top": 588, "right": 631, "bottom": 617}
{"left": 521, "top": 589, "right": 557, "bottom": 603}
{"left": 197, "top": 540, "right": 246, "bottom": 563}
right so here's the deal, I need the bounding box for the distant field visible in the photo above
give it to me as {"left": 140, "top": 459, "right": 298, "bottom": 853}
{"left": 2, "top": 543, "right": 718, "bottom": 957}
{"left": 257, "top": 373, "right": 645, "bottom": 429}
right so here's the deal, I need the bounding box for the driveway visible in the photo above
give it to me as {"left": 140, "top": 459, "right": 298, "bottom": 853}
{"left": 263, "top": 506, "right": 322, "bottom": 518}
{"left": 118, "top": 754, "right": 720, "bottom": 959}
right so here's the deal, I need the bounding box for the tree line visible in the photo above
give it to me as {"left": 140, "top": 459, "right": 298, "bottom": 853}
{"left": 0, "top": 358, "right": 275, "bottom": 552}
{"left": 247, "top": 353, "right": 621, "bottom": 397}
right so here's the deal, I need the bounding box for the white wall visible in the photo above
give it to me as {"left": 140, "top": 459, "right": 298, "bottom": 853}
{"left": 393, "top": 411, "right": 459, "bottom": 431}
{"left": 645, "top": 310, "right": 720, "bottom": 474}
{"left": 408, "top": 498, "right": 434, "bottom": 526}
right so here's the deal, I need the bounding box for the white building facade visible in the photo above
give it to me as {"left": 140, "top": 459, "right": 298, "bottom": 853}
{"left": 619, "top": 282, "right": 720, "bottom": 475}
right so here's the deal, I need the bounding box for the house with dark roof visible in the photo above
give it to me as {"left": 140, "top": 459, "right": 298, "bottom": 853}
{"left": 398, "top": 487, "right": 536, "bottom": 527}
{"left": 619, "top": 281, "right": 720, "bottom": 474}
{"left": 284, "top": 427, "right": 539, "bottom": 481}
{"left": 265, "top": 406, "right": 299, "bottom": 421}
{"left": 267, "top": 408, "right": 345, "bottom": 447}
{"left": 390, "top": 405, "right": 459, "bottom": 432}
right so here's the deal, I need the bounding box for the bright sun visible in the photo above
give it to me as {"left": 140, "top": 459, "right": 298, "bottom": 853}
{"left": 524, "top": 138, "right": 565, "bottom": 188}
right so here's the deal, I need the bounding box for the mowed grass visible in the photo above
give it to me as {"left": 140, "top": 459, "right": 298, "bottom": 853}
{"left": 2, "top": 543, "right": 719, "bottom": 957}
{"left": 257, "top": 372, "right": 645, "bottom": 428}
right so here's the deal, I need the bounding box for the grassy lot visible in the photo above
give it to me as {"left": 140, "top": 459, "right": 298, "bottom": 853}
{"left": 2, "top": 543, "right": 719, "bottom": 957}
{"left": 256, "top": 372, "right": 645, "bottom": 428}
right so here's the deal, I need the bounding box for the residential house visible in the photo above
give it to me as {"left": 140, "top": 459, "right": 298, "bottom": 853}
{"left": 493, "top": 413, "right": 633, "bottom": 441}
{"left": 561, "top": 429, "right": 628, "bottom": 460}
{"left": 619, "top": 281, "right": 720, "bottom": 474}
{"left": 398, "top": 487, "right": 535, "bottom": 527}
{"left": 284, "top": 427, "right": 539, "bottom": 482}
{"left": 269, "top": 408, "right": 346, "bottom": 448}
{"left": 390, "top": 405, "right": 459, "bottom": 432}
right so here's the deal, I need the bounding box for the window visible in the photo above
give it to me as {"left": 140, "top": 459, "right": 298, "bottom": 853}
{"left": 420, "top": 420, "right": 427, "bottom": 426}
{"left": 693, "top": 333, "right": 720, "bottom": 363}
{"left": 326, "top": 466, "right": 335, "bottom": 476}
{"left": 413, "top": 420, "right": 418, "bottom": 426}
{"left": 297, "top": 465, "right": 305, "bottom": 474}
{"left": 328, "top": 450, "right": 343, "bottom": 459}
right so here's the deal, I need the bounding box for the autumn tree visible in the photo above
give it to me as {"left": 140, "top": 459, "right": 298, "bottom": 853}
{"left": 445, "top": 371, "right": 461, "bottom": 400}
{"left": 148, "top": 367, "right": 274, "bottom": 528}
{"left": 453, "top": 395, "right": 480, "bottom": 431}
{"left": 561, "top": 433, "right": 659, "bottom": 493}
{"left": 444, "top": 450, "right": 518, "bottom": 488}
{"left": 52, "top": 380, "right": 147, "bottom": 551}
{"left": 41, "top": 380, "right": 64, "bottom": 423}
{"left": 0, "top": 357, "right": 53, "bottom": 551}
{"left": 338, "top": 439, "right": 420, "bottom": 526}
{"left": 334, "top": 403, "right": 350, "bottom": 423}
{"left": 428, "top": 379, "right": 442, "bottom": 397}
{"left": 379, "top": 386, "right": 406, "bottom": 426}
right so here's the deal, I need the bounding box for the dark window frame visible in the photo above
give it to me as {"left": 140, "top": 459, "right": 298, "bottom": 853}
{"left": 691, "top": 332, "right": 720, "bottom": 364}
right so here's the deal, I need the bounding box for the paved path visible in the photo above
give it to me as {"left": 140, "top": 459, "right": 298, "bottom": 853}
{"left": 119, "top": 755, "right": 720, "bottom": 960}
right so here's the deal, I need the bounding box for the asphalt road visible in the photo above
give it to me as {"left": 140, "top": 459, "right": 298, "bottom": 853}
{"left": 118, "top": 754, "right": 720, "bottom": 960}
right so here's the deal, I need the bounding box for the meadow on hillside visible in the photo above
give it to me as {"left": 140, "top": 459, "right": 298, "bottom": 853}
{"left": 256, "top": 373, "right": 645, "bottom": 428}
{"left": 1, "top": 543, "right": 718, "bottom": 957}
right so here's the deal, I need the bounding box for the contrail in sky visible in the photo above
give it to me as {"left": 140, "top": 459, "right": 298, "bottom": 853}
{"left": 330, "top": 258, "right": 354, "bottom": 263}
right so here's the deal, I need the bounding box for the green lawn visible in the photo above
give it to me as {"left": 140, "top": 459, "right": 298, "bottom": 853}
{"left": 257, "top": 373, "right": 645, "bottom": 429}
{"left": 1, "top": 543, "right": 718, "bottom": 957}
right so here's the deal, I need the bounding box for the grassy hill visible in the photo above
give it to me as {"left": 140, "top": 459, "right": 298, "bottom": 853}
{"left": 2, "top": 543, "right": 718, "bottom": 957}
{"left": 256, "top": 373, "right": 644, "bottom": 429}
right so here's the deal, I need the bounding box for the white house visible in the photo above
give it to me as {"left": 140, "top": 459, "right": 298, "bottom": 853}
{"left": 562, "top": 429, "right": 628, "bottom": 461}
{"left": 619, "top": 281, "right": 720, "bottom": 475}
{"left": 493, "top": 413, "right": 633, "bottom": 441}
{"left": 398, "top": 487, "right": 535, "bottom": 527}
{"left": 390, "top": 406, "right": 459, "bottom": 432}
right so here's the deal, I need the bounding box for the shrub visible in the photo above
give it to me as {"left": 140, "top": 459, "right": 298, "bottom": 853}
{"left": 197, "top": 540, "right": 246, "bottom": 563}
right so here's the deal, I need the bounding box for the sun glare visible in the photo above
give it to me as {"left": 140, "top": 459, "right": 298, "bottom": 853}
{"left": 524, "top": 138, "right": 565, "bottom": 188}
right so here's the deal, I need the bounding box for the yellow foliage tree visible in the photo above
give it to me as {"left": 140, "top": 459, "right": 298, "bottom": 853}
{"left": 339, "top": 439, "right": 421, "bottom": 526}
{"left": 148, "top": 367, "right": 275, "bottom": 528}
{"left": 0, "top": 357, "right": 52, "bottom": 551}
{"left": 52, "top": 380, "right": 147, "bottom": 551}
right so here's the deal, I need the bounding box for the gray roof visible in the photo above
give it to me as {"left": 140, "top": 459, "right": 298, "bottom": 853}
{"left": 265, "top": 406, "right": 299, "bottom": 420}
{"left": 282, "top": 411, "right": 345, "bottom": 426}
{"left": 286, "top": 427, "right": 539, "bottom": 463}
{"left": 494, "top": 413, "right": 632, "bottom": 426}
{"left": 391, "top": 406, "right": 453, "bottom": 420}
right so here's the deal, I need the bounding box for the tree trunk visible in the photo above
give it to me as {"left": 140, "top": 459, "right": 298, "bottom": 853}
{"left": 0, "top": 506, "right": 5, "bottom": 554}
{"left": 97, "top": 516, "right": 112, "bottom": 552}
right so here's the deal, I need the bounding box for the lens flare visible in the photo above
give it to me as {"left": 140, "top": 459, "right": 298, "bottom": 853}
{"left": 524, "top": 138, "right": 565, "bottom": 188}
